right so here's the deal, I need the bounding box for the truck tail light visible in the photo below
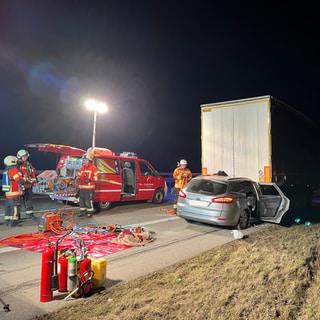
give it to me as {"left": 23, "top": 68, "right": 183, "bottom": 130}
{"left": 212, "top": 196, "right": 234, "bottom": 204}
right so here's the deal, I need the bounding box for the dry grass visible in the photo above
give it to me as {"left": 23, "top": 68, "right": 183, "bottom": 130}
{"left": 34, "top": 223, "right": 320, "bottom": 320}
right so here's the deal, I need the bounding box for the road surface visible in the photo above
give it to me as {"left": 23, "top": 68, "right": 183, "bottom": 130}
{"left": 0, "top": 196, "right": 264, "bottom": 319}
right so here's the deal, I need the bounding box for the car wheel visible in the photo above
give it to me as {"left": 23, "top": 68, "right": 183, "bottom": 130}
{"left": 152, "top": 189, "right": 164, "bottom": 204}
{"left": 237, "top": 209, "right": 250, "bottom": 230}
{"left": 95, "top": 201, "right": 112, "bottom": 212}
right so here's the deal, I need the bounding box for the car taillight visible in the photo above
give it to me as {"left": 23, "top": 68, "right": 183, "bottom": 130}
{"left": 178, "top": 189, "right": 186, "bottom": 198}
{"left": 212, "top": 196, "right": 234, "bottom": 204}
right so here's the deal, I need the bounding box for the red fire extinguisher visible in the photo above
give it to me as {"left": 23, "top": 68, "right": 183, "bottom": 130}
{"left": 58, "top": 252, "right": 68, "bottom": 292}
{"left": 40, "top": 244, "right": 55, "bottom": 302}
{"left": 79, "top": 257, "right": 91, "bottom": 280}
{"left": 78, "top": 257, "right": 93, "bottom": 297}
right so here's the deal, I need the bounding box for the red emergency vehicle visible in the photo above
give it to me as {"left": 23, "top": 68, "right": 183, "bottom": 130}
{"left": 26, "top": 143, "right": 168, "bottom": 211}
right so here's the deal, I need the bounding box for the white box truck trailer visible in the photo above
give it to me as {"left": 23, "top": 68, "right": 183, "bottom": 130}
{"left": 201, "top": 95, "right": 320, "bottom": 222}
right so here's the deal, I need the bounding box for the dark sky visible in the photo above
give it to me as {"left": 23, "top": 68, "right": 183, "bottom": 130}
{"left": 1, "top": 1, "right": 319, "bottom": 173}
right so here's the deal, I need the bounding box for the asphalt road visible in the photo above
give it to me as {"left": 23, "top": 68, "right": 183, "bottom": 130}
{"left": 0, "top": 196, "right": 264, "bottom": 320}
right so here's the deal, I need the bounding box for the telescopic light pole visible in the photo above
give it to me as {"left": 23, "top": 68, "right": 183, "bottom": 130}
{"left": 84, "top": 99, "right": 107, "bottom": 148}
{"left": 92, "top": 110, "right": 97, "bottom": 148}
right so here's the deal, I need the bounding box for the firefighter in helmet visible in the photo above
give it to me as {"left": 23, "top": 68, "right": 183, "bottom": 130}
{"left": 17, "top": 149, "right": 37, "bottom": 219}
{"left": 172, "top": 159, "right": 192, "bottom": 214}
{"left": 2, "top": 155, "right": 25, "bottom": 226}
{"left": 76, "top": 153, "right": 101, "bottom": 217}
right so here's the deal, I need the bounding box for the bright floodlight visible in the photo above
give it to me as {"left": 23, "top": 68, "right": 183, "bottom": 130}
{"left": 84, "top": 98, "right": 108, "bottom": 148}
{"left": 85, "top": 99, "right": 107, "bottom": 113}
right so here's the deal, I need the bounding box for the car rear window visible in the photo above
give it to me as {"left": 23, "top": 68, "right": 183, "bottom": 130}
{"left": 187, "top": 180, "right": 227, "bottom": 195}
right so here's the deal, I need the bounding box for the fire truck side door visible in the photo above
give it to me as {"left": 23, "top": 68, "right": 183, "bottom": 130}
{"left": 94, "top": 157, "right": 122, "bottom": 202}
{"left": 136, "top": 161, "right": 157, "bottom": 200}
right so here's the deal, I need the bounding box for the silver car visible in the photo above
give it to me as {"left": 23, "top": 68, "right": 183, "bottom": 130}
{"left": 177, "top": 175, "right": 290, "bottom": 229}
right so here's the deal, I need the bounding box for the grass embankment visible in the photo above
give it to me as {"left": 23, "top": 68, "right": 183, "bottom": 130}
{"left": 35, "top": 223, "right": 320, "bottom": 320}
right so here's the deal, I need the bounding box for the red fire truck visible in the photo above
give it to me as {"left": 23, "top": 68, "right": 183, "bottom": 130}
{"left": 26, "top": 143, "right": 167, "bottom": 211}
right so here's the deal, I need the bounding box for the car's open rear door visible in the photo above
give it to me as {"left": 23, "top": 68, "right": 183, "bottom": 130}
{"left": 257, "top": 183, "right": 290, "bottom": 224}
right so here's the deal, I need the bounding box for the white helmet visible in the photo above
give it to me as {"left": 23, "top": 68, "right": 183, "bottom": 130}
{"left": 4, "top": 155, "right": 18, "bottom": 166}
{"left": 179, "top": 159, "right": 188, "bottom": 165}
{"left": 17, "top": 149, "right": 30, "bottom": 159}
{"left": 82, "top": 153, "right": 93, "bottom": 161}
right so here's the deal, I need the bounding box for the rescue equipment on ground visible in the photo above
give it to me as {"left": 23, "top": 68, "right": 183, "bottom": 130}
{"left": 78, "top": 240, "right": 94, "bottom": 297}
{"left": 2, "top": 219, "right": 153, "bottom": 303}
{"left": 38, "top": 206, "right": 75, "bottom": 234}
{"left": 38, "top": 227, "right": 113, "bottom": 302}
{"left": 160, "top": 207, "right": 178, "bottom": 216}
{"left": 111, "top": 227, "right": 154, "bottom": 246}
{"left": 40, "top": 244, "right": 55, "bottom": 302}
{"left": 91, "top": 257, "right": 107, "bottom": 289}
{"left": 65, "top": 268, "right": 94, "bottom": 301}
{"left": 64, "top": 241, "right": 95, "bottom": 300}
{"left": 58, "top": 249, "right": 69, "bottom": 292}
{"left": 67, "top": 254, "right": 77, "bottom": 292}
{"left": 40, "top": 229, "right": 74, "bottom": 302}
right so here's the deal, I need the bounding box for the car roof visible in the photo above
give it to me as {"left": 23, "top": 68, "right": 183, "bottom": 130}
{"left": 194, "top": 175, "right": 254, "bottom": 183}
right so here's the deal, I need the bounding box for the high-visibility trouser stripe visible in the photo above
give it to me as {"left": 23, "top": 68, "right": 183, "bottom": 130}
{"left": 13, "top": 205, "right": 19, "bottom": 220}
{"left": 5, "top": 207, "right": 19, "bottom": 221}
{"left": 80, "top": 207, "right": 87, "bottom": 214}
{"left": 87, "top": 205, "right": 95, "bottom": 213}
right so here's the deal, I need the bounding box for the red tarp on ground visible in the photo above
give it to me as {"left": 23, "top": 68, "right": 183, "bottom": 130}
{"left": 0, "top": 230, "right": 132, "bottom": 258}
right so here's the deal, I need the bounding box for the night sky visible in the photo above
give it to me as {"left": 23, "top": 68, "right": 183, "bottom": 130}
{"left": 1, "top": 1, "right": 319, "bottom": 173}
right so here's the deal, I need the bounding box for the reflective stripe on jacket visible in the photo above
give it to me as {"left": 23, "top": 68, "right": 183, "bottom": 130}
{"left": 2, "top": 170, "right": 10, "bottom": 192}
{"left": 77, "top": 163, "right": 101, "bottom": 190}
{"left": 5, "top": 167, "right": 25, "bottom": 198}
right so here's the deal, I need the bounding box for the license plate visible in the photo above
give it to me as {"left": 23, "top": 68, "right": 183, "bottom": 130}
{"left": 189, "top": 199, "right": 209, "bottom": 207}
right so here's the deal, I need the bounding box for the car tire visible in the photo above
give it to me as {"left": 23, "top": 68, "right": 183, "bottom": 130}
{"left": 236, "top": 209, "right": 250, "bottom": 230}
{"left": 95, "top": 201, "right": 112, "bottom": 212}
{"left": 152, "top": 189, "right": 164, "bottom": 204}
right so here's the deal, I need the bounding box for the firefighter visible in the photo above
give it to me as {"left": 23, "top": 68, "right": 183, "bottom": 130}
{"left": 2, "top": 155, "right": 25, "bottom": 227}
{"left": 17, "top": 149, "right": 37, "bottom": 219}
{"left": 76, "top": 153, "right": 101, "bottom": 217}
{"left": 172, "top": 159, "right": 192, "bottom": 214}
